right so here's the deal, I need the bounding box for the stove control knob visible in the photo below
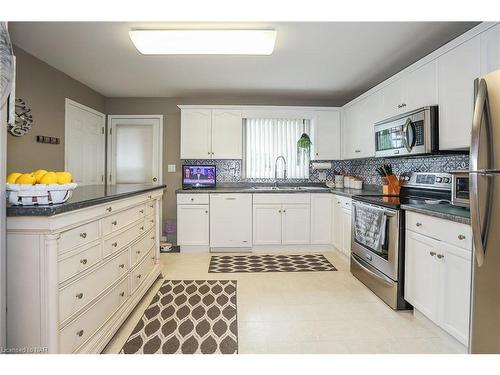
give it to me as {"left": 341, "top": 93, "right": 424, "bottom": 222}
{"left": 443, "top": 177, "right": 450, "bottom": 183}
{"left": 436, "top": 177, "right": 442, "bottom": 183}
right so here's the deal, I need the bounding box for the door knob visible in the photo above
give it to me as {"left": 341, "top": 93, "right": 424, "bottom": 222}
{"left": 152, "top": 177, "right": 158, "bottom": 182}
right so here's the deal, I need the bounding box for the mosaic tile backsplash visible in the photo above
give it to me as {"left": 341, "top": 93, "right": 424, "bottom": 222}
{"left": 183, "top": 153, "right": 469, "bottom": 186}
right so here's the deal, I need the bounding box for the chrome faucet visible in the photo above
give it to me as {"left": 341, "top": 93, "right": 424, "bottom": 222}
{"left": 274, "top": 156, "right": 287, "bottom": 187}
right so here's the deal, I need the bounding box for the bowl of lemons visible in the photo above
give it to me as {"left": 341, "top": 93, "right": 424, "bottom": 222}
{"left": 6, "top": 169, "right": 77, "bottom": 205}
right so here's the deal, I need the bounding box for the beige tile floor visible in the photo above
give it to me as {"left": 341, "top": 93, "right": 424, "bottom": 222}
{"left": 103, "top": 250, "right": 467, "bottom": 354}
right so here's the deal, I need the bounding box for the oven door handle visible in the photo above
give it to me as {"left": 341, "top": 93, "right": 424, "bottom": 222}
{"left": 351, "top": 255, "right": 394, "bottom": 286}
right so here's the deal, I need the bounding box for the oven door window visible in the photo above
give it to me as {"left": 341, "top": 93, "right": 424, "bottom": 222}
{"left": 455, "top": 177, "right": 470, "bottom": 200}
{"left": 375, "top": 126, "right": 404, "bottom": 152}
{"left": 353, "top": 205, "right": 390, "bottom": 260}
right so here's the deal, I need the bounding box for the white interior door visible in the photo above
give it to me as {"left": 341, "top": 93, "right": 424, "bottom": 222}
{"left": 65, "top": 99, "right": 105, "bottom": 185}
{"left": 108, "top": 116, "right": 163, "bottom": 185}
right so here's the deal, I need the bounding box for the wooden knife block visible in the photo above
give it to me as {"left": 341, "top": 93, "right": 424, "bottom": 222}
{"left": 382, "top": 175, "right": 401, "bottom": 195}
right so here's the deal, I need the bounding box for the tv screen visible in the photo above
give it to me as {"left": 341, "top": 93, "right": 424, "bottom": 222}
{"left": 182, "top": 165, "right": 216, "bottom": 188}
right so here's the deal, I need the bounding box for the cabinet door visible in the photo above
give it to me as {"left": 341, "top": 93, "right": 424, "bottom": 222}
{"left": 438, "top": 37, "right": 480, "bottom": 150}
{"left": 211, "top": 110, "right": 243, "bottom": 159}
{"left": 210, "top": 194, "right": 252, "bottom": 247}
{"left": 405, "top": 231, "right": 440, "bottom": 321}
{"left": 341, "top": 104, "right": 358, "bottom": 160}
{"left": 311, "top": 194, "right": 332, "bottom": 244}
{"left": 313, "top": 111, "right": 341, "bottom": 160}
{"left": 438, "top": 242, "right": 472, "bottom": 345}
{"left": 406, "top": 60, "right": 438, "bottom": 109}
{"left": 180, "top": 109, "right": 212, "bottom": 159}
{"left": 355, "top": 94, "right": 380, "bottom": 158}
{"left": 253, "top": 204, "right": 282, "bottom": 245}
{"left": 333, "top": 197, "right": 343, "bottom": 251}
{"left": 380, "top": 77, "right": 407, "bottom": 119}
{"left": 282, "top": 204, "right": 311, "bottom": 245}
{"left": 480, "top": 23, "right": 500, "bottom": 75}
{"left": 341, "top": 208, "right": 352, "bottom": 256}
{"left": 177, "top": 205, "right": 209, "bottom": 246}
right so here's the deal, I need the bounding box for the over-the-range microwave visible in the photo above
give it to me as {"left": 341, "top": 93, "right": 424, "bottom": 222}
{"left": 374, "top": 106, "right": 439, "bottom": 157}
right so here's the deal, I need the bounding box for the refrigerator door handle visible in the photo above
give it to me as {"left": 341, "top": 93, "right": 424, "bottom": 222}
{"left": 470, "top": 78, "right": 493, "bottom": 267}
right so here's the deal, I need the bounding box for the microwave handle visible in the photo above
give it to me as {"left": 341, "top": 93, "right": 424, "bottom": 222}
{"left": 402, "top": 118, "right": 416, "bottom": 152}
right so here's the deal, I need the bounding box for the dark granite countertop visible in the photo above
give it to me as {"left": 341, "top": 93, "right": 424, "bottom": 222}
{"left": 7, "top": 184, "right": 166, "bottom": 217}
{"left": 401, "top": 203, "right": 471, "bottom": 225}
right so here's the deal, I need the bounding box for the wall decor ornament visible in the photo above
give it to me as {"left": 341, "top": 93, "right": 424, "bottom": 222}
{"left": 9, "top": 98, "right": 34, "bottom": 137}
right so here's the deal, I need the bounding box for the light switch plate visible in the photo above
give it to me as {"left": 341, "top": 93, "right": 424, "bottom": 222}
{"left": 167, "top": 164, "right": 176, "bottom": 173}
{"left": 319, "top": 172, "right": 327, "bottom": 181}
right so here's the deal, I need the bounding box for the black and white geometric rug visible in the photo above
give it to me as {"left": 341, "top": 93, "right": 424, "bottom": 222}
{"left": 208, "top": 254, "right": 337, "bottom": 273}
{"left": 121, "top": 280, "right": 238, "bottom": 354}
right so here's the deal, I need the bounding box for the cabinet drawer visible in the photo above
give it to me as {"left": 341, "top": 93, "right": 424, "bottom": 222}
{"left": 131, "top": 248, "right": 155, "bottom": 294}
{"left": 59, "top": 249, "right": 129, "bottom": 323}
{"left": 102, "top": 221, "right": 145, "bottom": 258}
{"left": 59, "top": 221, "right": 100, "bottom": 253}
{"left": 406, "top": 211, "right": 472, "bottom": 250}
{"left": 59, "top": 277, "right": 129, "bottom": 353}
{"left": 145, "top": 200, "right": 156, "bottom": 216}
{"left": 131, "top": 228, "right": 156, "bottom": 267}
{"left": 144, "top": 215, "right": 156, "bottom": 232}
{"left": 59, "top": 243, "right": 102, "bottom": 283}
{"left": 177, "top": 193, "right": 209, "bottom": 205}
{"left": 253, "top": 193, "right": 310, "bottom": 205}
{"left": 102, "top": 204, "right": 146, "bottom": 235}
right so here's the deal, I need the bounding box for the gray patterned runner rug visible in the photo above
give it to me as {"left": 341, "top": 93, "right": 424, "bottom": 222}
{"left": 209, "top": 254, "right": 337, "bottom": 273}
{"left": 121, "top": 280, "right": 238, "bottom": 354}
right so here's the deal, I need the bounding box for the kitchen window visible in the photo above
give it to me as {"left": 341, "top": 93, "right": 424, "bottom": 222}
{"left": 244, "top": 118, "right": 311, "bottom": 179}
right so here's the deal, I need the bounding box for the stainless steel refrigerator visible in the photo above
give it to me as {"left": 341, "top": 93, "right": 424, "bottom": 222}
{"left": 469, "top": 67, "right": 500, "bottom": 353}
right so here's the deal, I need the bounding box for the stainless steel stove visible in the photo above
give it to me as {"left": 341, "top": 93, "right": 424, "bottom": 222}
{"left": 350, "top": 172, "right": 452, "bottom": 310}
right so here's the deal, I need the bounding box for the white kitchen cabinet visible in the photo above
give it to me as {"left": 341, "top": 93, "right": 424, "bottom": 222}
{"left": 405, "top": 230, "right": 441, "bottom": 321}
{"left": 439, "top": 242, "right": 472, "bottom": 345}
{"left": 330, "top": 195, "right": 352, "bottom": 256}
{"left": 211, "top": 110, "right": 243, "bottom": 159}
{"left": 209, "top": 193, "right": 252, "bottom": 249}
{"left": 312, "top": 110, "right": 341, "bottom": 160}
{"left": 311, "top": 194, "right": 333, "bottom": 244}
{"left": 177, "top": 205, "right": 209, "bottom": 246}
{"left": 282, "top": 204, "right": 311, "bottom": 245}
{"left": 380, "top": 76, "right": 408, "bottom": 119}
{"left": 341, "top": 104, "right": 359, "bottom": 160}
{"left": 332, "top": 196, "right": 343, "bottom": 251}
{"left": 341, "top": 207, "right": 352, "bottom": 257}
{"left": 438, "top": 36, "right": 481, "bottom": 150}
{"left": 406, "top": 60, "right": 438, "bottom": 110}
{"left": 480, "top": 23, "right": 500, "bottom": 75}
{"left": 252, "top": 204, "right": 283, "bottom": 245}
{"left": 180, "top": 109, "right": 212, "bottom": 159}
{"left": 180, "top": 108, "right": 243, "bottom": 159}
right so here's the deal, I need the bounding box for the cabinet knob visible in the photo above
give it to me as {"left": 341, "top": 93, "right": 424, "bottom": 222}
{"left": 191, "top": 198, "right": 194, "bottom": 201}
{"left": 112, "top": 242, "right": 118, "bottom": 247}
{"left": 151, "top": 236, "right": 155, "bottom": 240}
{"left": 76, "top": 330, "right": 84, "bottom": 337}
{"left": 458, "top": 234, "right": 466, "bottom": 240}
{"left": 437, "top": 254, "right": 444, "bottom": 259}
{"left": 416, "top": 222, "right": 422, "bottom": 227}
{"left": 278, "top": 210, "right": 282, "bottom": 213}
{"left": 150, "top": 219, "right": 154, "bottom": 223}
{"left": 139, "top": 209, "right": 144, "bottom": 214}
{"left": 106, "top": 207, "right": 112, "bottom": 212}
{"left": 119, "top": 264, "right": 125, "bottom": 268}
{"left": 76, "top": 292, "right": 84, "bottom": 299}
{"left": 429, "top": 251, "right": 436, "bottom": 257}
{"left": 140, "top": 226, "right": 145, "bottom": 230}
{"left": 283, "top": 209, "right": 286, "bottom": 213}
{"left": 207, "top": 152, "right": 211, "bottom": 155}
{"left": 355, "top": 150, "right": 361, "bottom": 153}
{"left": 79, "top": 232, "right": 87, "bottom": 238}
{"left": 149, "top": 204, "right": 154, "bottom": 208}
{"left": 80, "top": 258, "right": 88, "bottom": 265}
{"left": 137, "top": 274, "right": 142, "bottom": 279}
{"left": 205, "top": 210, "right": 208, "bottom": 214}
{"left": 119, "top": 292, "right": 125, "bottom": 297}
{"left": 136, "top": 250, "right": 141, "bottom": 254}
{"left": 112, "top": 220, "right": 117, "bottom": 226}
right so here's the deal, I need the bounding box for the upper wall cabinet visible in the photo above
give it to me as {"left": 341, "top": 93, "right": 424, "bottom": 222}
{"left": 180, "top": 108, "right": 243, "bottom": 159}
{"left": 312, "top": 110, "right": 341, "bottom": 160}
{"left": 481, "top": 23, "right": 500, "bottom": 75}
{"left": 380, "top": 76, "right": 408, "bottom": 119}
{"left": 438, "top": 36, "right": 480, "bottom": 150}
{"left": 405, "top": 60, "right": 438, "bottom": 110}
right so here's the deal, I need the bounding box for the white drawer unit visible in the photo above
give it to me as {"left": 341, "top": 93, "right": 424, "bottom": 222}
{"left": 177, "top": 193, "right": 209, "bottom": 205}
{"left": 6, "top": 188, "right": 164, "bottom": 353}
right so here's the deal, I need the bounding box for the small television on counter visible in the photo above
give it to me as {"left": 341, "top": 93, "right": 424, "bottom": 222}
{"left": 182, "top": 165, "right": 216, "bottom": 189}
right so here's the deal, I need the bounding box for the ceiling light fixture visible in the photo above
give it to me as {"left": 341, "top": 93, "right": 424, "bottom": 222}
{"left": 129, "top": 29, "right": 276, "bottom": 55}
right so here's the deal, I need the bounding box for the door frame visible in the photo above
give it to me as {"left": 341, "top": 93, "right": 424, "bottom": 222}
{"left": 64, "top": 98, "right": 106, "bottom": 183}
{"left": 106, "top": 115, "right": 163, "bottom": 186}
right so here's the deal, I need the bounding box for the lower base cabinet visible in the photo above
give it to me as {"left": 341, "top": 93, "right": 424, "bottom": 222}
{"left": 177, "top": 204, "right": 209, "bottom": 246}
{"left": 332, "top": 195, "right": 352, "bottom": 257}
{"left": 405, "top": 216, "right": 472, "bottom": 345}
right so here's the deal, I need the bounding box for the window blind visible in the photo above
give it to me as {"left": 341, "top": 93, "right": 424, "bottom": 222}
{"left": 245, "top": 118, "right": 311, "bottom": 179}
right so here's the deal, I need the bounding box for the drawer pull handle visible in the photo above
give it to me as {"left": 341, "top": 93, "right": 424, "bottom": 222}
{"left": 106, "top": 207, "right": 112, "bottom": 212}
{"left": 416, "top": 222, "right": 422, "bottom": 227}
{"left": 437, "top": 254, "right": 444, "bottom": 259}
{"left": 119, "top": 292, "right": 125, "bottom": 297}
{"left": 137, "top": 274, "right": 142, "bottom": 279}
{"left": 76, "top": 330, "right": 84, "bottom": 337}
{"left": 119, "top": 264, "right": 125, "bottom": 268}
{"left": 112, "top": 221, "right": 118, "bottom": 226}
{"left": 76, "top": 293, "right": 84, "bottom": 299}
{"left": 429, "top": 251, "right": 436, "bottom": 257}
{"left": 458, "top": 234, "right": 466, "bottom": 240}
{"left": 80, "top": 232, "right": 87, "bottom": 238}
{"left": 80, "top": 258, "right": 88, "bottom": 265}
{"left": 112, "top": 242, "right": 118, "bottom": 247}
{"left": 140, "top": 209, "right": 144, "bottom": 214}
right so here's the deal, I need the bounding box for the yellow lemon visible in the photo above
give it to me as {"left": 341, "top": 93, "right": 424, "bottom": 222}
{"left": 39, "top": 172, "right": 58, "bottom": 185}
{"left": 33, "top": 169, "right": 48, "bottom": 183}
{"left": 15, "top": 173, "right": 36, "bottom": 185}
{"left": 56, "top": 171, "right": 72, "bottom": 184}
{"left": 7, "top": 172, "right": 22, "bottom": 184}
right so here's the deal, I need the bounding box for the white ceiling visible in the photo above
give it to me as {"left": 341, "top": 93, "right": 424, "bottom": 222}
{"left": 9, "top": 22, "right": 479, "bottom": 104}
